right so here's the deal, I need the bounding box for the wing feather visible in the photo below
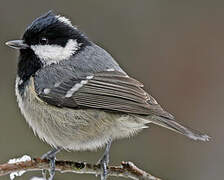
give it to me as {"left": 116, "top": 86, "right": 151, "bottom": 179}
{"left": 37, "top": 70, "right": 172, "bottom": 117}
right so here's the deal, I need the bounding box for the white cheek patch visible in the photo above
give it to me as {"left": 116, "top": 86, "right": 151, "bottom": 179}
{"left": 31, "top": 39, "right": 80, "bottom": 65}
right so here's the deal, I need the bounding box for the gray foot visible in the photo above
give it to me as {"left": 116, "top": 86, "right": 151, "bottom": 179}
{"left": 98, "top": 139, "right": 112, "bottom": 180}
{"left": 41, "top": 148, "right": 61, "bottom": 180}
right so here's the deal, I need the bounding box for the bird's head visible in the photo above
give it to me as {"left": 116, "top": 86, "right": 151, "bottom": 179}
{"left": 6, "top": 11, "right": 90, "bottom": 81}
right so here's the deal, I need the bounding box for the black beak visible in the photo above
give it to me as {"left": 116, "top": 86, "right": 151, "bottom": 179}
{"left": 5, "top": 40, "right": 29, "bottom": 49}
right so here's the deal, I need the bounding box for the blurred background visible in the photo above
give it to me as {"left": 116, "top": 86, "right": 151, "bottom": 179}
{"left": 0, "top": 0, "right": 223, "bottom": 180}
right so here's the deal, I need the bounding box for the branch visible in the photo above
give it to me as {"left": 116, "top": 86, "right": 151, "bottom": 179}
{"left": 0, "top": 157, "right": 162, "bottom": 180}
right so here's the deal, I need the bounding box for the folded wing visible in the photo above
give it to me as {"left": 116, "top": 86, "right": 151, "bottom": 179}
{"left": 37, "top": 70, "right": 173, "bottom": 118}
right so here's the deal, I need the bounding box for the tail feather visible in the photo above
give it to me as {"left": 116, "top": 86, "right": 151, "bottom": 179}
{"left": 150, "top": 116, "right": 210, "bottom": 141}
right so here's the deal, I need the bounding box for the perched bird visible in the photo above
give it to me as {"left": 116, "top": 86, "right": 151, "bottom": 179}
{"left": 6, "top": 11, "right": 210, "bottom": 180}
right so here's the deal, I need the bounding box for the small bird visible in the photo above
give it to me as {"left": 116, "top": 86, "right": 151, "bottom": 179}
{"left": 6, "top": 11, "right": 210, "bottom": 180}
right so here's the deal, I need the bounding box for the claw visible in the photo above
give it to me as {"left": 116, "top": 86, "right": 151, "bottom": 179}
{"left": 41, "top": 148, "right": 61, "bottom": 180}
{"left": 100, "top": 159, "right": 108, "bottom": 180}
{"left": 48, "top": 156, "right": 56, "bottom": 180}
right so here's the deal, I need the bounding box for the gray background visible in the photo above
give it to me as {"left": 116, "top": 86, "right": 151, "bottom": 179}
{"left": 0, "top": 1, "right": 223, "bottom": 180}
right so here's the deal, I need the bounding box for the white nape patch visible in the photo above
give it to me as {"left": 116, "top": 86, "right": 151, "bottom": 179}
{"left": 106, "top": 68, "right": 115, "bottom": 72}
{"left": 65, "top": 80, "right": 88, "bottom": 98}
{"left": 8, "top": 155, "right": 31, "bottom": 180}
{"left": 86, "top": 75, "right": 94, "bottom": 80}
{"left": 43, "top": 88, "right": 51, "bottom": 94}
{"left": 31, "top": 39, "right": 80, "bottom": 65}
{"left": 55, "top": 15, "right": 73, "bottom": 27}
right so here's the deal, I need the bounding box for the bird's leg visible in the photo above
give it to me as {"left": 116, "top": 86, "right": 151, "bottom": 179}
{"left": 41, "top": 148, "right": 62, "bottom": 180}
{"left": 97, "top": 139, "right": 112, "bottom": 180}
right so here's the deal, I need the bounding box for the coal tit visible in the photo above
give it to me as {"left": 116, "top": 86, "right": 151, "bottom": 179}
{"left": 5, "top": 11, "right": 210, "bottom": 180}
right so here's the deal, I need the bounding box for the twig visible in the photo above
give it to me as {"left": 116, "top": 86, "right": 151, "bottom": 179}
{"left": 0, "top": 157, "right": 162, "bottom": 180}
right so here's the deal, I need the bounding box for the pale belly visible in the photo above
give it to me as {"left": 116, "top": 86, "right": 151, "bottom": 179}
{"left": 15, "top": 77, "right": 149, "bottom": 151}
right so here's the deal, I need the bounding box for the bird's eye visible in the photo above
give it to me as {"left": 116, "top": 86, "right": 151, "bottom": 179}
{"left": 39, "top": 37, "right": 48, "bottom": 45}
